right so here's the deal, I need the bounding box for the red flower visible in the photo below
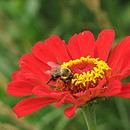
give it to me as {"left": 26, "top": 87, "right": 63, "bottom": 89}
{"left": 8, "top": 30, "right": 130, "bottom": 118}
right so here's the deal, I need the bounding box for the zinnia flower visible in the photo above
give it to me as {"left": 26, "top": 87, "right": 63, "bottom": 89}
{"left": 8, "top": 29, "right": 130, "bottom": 118}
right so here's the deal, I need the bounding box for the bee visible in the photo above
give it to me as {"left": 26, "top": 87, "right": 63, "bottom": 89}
{"left": 47, "top": 67, "right": 73, "bottom": 84}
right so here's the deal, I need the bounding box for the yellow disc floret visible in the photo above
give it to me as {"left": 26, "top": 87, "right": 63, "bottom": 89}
{"left": 61, "top": 56, "right": 111, "bottom": 87}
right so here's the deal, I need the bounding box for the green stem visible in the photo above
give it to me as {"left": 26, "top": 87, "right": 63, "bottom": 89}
{"left": 82, "top": 104, "right": 96, "bottom": 130}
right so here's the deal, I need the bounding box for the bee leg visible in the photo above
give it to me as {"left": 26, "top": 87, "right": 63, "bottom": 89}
{"left": 47, "top": 78, "right": 53, "bottom": 84}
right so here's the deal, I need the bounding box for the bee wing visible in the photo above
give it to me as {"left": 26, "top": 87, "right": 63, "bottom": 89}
{"left": 45, "top": 70, "right": 51, "bottom": 75}
{"left": 45, "top": 62, "right": 60, "bottom": 76}
{"left": 47, "top": 61, "right": 60, "bottom": 69}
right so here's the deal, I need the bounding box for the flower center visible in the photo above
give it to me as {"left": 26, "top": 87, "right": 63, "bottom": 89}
{"left": 61, "top": 56, "right": 111, "bottom": 89}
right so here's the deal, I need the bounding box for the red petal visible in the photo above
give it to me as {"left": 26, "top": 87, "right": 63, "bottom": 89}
{"left": 32, "top": 42, "right": 57, "bottom": 62}
{"left": 19, "top": 53, "right": 50, "bottom": 81}
{"left": 65, "top": 94, "right": 78, "bottom": 104}
{"left": 32, "top": 85, "right": 69, "bottom": 100}
{"left": 32, "top": 35, "right": 70, "bottom": 63}
{"left": 108, "top": 36, "right": 130, "bottom": 79}
{"left": 117, "top": 83, "right": 130, "bottom": 98}
{"left": 55, "top": 95, "right": 67, "bottom": 107}
{"left": 12, "top": 70, "right": 23, "bottom": 80}
{"left": 67, "top": 34, "right": 81, "bottom": 59}
{"left": 67, "top": 31, "right": 95, "bottom": 59}
{"left": 8, "top": 81, "right": 34, "bottom": 96}
{"left": 95, "top": 29, "right": 115, "bottom": 61}
{"left": 44, "top": 35, "right": 71, "bottom": 62}
{"left": 78, "top": 31, "right": 95, "bottom": 57}
{"left": 101, "top": 80, "right": 121, "bottom": 97}
{"left": 76, "top": 79, "right": 107, "bottom": 106}
{"left": 73, "top": 91, "right": 87, "bottom": 97}
{"left": 12, "top": 69, "right": 43, "bottom": 84}
{"left": 110, "top": 69, "right": 130, "bottom": 80}
{"left": 32, "top": 85, "right": 53, "bottom": 97}
{"left": 50, "top": 92, "right": 70, "bottom": 99}
{"left": 64, "top": 106, "right": 76, "bottom": 118}
{"left": 13, "top": 97, "right": 56, "bottom": 117}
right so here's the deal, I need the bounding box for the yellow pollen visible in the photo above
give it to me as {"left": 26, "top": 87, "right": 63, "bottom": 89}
{"left": 61, "top": 56, "right": 111, "bottom": 87}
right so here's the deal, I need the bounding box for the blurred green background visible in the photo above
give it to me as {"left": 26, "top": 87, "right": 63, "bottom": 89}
{"left": 0, "top": 0, "right": 130, "bottom": 130}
